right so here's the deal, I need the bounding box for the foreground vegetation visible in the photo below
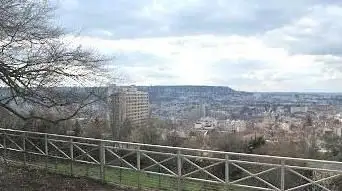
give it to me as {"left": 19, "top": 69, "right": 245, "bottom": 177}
{"left": 0, "top": 164, "right": 135, "bottom": 191}
{"left": 2, "top": 159, "right": 247, "bottom": 191}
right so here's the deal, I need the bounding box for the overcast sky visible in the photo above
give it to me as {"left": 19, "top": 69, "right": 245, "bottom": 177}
{"left": 55, "top": 0, "right": 342, "bottom": 92}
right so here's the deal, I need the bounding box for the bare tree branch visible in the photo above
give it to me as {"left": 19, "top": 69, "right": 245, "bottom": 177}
{"left": 0, "top": 0, "right": 110, "bottom": 124}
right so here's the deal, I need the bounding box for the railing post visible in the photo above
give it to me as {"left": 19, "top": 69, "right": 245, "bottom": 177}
{"left": 22, "top": 132, "right": 26, "bottom": 166}
{"left": 177, "top": 149, "right": 182, "bottom": 191}
{"left": 225, "top": 154, "right": 230, "bottom": 190}
{"left": 45, "top": 134, "right": 48, "bottom": 170}
{"left": 119, "top": 159, "right": 122, "bottom": 186}
{"left": 99, "top": 140, "right": 105, "bottom": 183}
{"left": 137, "top": 146, "right": 141, "bottom": 190}
{"left": 54, "top": 156, "right": 58, "bottom": 172}
{"left": 281, "top": 159, "right": 285, "bottom": 191}
{"left": 3, "top": 131, "right": 7, "bottom": 165}
{"left": 70, "top": 138, "right": 73, "bottom": 176}
{"left": 159, "top": 164, "right": 162, "bottom": 189}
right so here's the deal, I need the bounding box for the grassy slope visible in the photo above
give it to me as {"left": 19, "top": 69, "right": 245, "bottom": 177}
{"left": 43, "top": 160, "right": 248, "bottom": 191}
{"left": 0, "top": 164, "right": 135, "bottom": 191}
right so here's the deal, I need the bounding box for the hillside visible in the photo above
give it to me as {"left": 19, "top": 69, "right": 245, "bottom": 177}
{"left": 137, "top": 85, "right": 236, "bottom": 93}
{"left": 137, "top": 85, "right": 240, "bottom": 102}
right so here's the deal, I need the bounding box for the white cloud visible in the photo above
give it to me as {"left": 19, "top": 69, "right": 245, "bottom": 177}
{"left": 264, "top": 4, "right": 342, "bottom": 55}
{"left": 57, "top": 0, "right": 79, "bottom": 10}
{"left": 63, "top": 34, "right": 340, "bottom": 91}
{"left": 57, "top": 0, "right": 342, "bottom": 92}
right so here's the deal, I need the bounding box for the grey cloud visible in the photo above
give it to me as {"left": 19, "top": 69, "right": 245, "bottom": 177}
{"left": 55, "top": 0, "right": 163, "bottom": 38}
{"left": 114, "top": 51, "right": 176, "bottom": 82}
{"left": 211, "top": 76, "right": 262, "bottom": 87}
{"left": 262, "top": 4, "right": 342, "bottom": 79}
{"left": 115, "top": 52, "right": 166, "bottom": 67}
{"left": 264, "top": 4, "right": 342, "bottom": 57}
{"left": 210, "top": 58, "right": 327, "bottom": 90}
{"left": 169, "top": 1, "right": 307, "bottom": 36}
{"left": 223, "top": 75, "right": 327, "bottom": 92}
{"left": 209, "top": 60, "right": 276, "bottom": 88}
{"left": 301, "top": 78, "right": 342, "bottom": 92}
{"left": 52, "top": 0, "right": 342, "bottom": 91}
{"left": 146, "top": 71, "right": 178, "bottom": 79}
{"left": 267, "top": 29, "right": 342, "bottom": 56}
{"left": 317, "top": 56, "right": 342, "bottom": 74}
{"left": 53, "top": 0, "right": 339, "bottom": 39}
{"left": 211, "top": 59, "right": 270, "bottom": 77}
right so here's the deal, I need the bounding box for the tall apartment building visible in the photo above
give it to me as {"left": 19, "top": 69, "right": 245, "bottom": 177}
{"left": 109, "top": 85, "right": 149, "bottom": 139}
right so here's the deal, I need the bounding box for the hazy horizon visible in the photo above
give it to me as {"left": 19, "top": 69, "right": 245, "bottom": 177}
{"left": 2, "top": 84, "right": 342, "bottom": 94}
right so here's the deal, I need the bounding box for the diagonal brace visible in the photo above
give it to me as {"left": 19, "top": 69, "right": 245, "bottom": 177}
{"left": 74, "top": 147, "right": 98, "bottom": 160}
{"left": 48, "top": 141, "right": 70, "bottom": 159}
{"left": 143, "top": 156, "right": 175, "bottom": 171}
{"left": 183, "top": 157, "right": 224, "bottom": 183}
{"left": 73, "top": 144, "right": 100, "bottom": 164}
{"left": 183, "top": 161, "right": 224, "bottom": 178}
{"left": 286, "top": 174, "right": 341, "bottom": 191}
{"left": 26, "top": 138, "right": 45, "bottom": 155}
{"left": 231, "top": 162, "right": 280, "bottom": 190}
{"left": 106, "top": 150, "right": 136, "bottom": 165}
{"left": 142, "top": 153, "right": 176, "bottom": 175}
{"left": 287, "top": 168, "right": 332, "bottom": 191}
{"left": 106, "top": 148, "right": 137, "bottom": 170}
{"left": 5, "top": 135, "right": 23, "bottom": 151}
{"left": 230, "top": 167, "right": 279, "bottom": 185}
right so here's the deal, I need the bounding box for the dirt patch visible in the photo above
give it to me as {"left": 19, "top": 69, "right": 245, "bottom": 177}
{"left": 0, "top": 165, "right": 136, "bottom": 191}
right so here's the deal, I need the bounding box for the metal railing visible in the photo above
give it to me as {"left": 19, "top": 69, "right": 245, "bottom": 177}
{"left": 0, "top": 128, "right": 342, "bottom": 191}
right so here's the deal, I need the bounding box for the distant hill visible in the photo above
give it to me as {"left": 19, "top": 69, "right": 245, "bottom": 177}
{"left": 137, "top": 85, "right": 236, "bottom": 93}
{"left": 0, "top": 85, "right": 240, "bottom": 104}
{"left": 136, "top": 85, "right": 239, "bottom": 102}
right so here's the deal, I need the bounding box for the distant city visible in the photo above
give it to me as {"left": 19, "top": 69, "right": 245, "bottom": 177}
{"left": 2, "top": 84, "right": 342, "bottom": 152}
{"left": 61, "top": 85, "right": 342, "bottom": 152}
{"left": 137, "top": 86, "right": 342, "bottom": 149}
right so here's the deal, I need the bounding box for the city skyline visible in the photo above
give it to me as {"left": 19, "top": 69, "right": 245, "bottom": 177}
{"left": 55, "top": 0, "right": 342, "bottom": 92}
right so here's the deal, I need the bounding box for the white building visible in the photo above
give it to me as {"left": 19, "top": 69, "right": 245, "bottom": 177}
{"left": 290, "top": 106, "right": 308, "bottom": 113}
{"left": 280, "top": 122, "right": 291, "bottom": 131}
{"left": 110, "top": 85, "right": 150, "bottom": 131}
{"left": 225, "top": 119, "right": 246, "bottom": 133}
{"left": 334, "top": 127, "right": 342, "bottom": 137}
{"left": 194, "top": 117, "right": 217, "bottom": 130}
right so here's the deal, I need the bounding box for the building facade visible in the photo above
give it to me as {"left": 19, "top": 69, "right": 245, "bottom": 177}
{"left": 109, "top": 85, "right": 149, "bottom": 138}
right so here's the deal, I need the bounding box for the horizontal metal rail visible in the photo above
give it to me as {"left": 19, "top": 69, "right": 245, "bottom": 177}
{"left": 1, "top": 128, "right": 342, "bottom": 191}
{"left": 0, "top": 128, "right": 341, "bottom": 165}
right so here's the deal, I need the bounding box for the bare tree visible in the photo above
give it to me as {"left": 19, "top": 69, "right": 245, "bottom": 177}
{"left": 0, "top": 0, "right": 109, "bottom": 123}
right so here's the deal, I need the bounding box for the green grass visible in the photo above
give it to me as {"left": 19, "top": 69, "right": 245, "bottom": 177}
{"left": 43, "top": 161, "right": 248, "bottom": 191}
{"left": 48, "top": 162, "right": 212, "bottom": 190}
{"left": 4, "top": 154, "right": 249, "bottom": 191}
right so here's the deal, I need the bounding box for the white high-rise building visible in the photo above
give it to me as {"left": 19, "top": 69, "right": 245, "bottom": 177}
{"left": 109, "top": 85, "right": 149, "bottom": 138}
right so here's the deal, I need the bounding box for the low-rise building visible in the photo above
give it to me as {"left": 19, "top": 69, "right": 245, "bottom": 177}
{"left": 290, "top": 106, "right": 308, "bottom": 114}
{"left": 224, "top": 119, "right": 246, "bottom": 133}
{"left": 194, "top": 117, "right": 217, "bottom": 130}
